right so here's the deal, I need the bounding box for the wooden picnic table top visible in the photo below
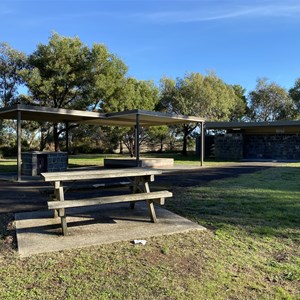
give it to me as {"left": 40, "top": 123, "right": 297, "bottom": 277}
{"left": 41, "top": 167, "right": 162, "bottom": 182}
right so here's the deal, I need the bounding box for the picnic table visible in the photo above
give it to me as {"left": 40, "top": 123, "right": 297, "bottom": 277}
{"left": 41, "top": 168, "right": 172, "bottom": 235}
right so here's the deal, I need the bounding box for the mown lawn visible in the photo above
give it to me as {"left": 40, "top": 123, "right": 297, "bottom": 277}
{"left": 68, "top": 153, "right": 207, "bottom": 168}
{"left": 0, "top": 159, "right": 17, "bottom": 173}
{"left": 0, "top": 153, "right": 235, "bottom": 173}
{"left": 0, "top": 163, "right": 299, "bottom": 299}
{"left": 68, "top": 153, "right": 233, "bottom": 168}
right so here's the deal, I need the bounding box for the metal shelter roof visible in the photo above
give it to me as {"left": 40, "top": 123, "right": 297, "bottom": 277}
{"left": 206, "top": 120, "right": 300, "bottom": 134}
{"left": 0, "top": 105, "right": 205, "bottom": 181}
{"left": 0, "top": 105, "right": 205, "bottom": 126}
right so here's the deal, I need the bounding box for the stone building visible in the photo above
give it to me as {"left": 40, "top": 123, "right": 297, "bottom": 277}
{"left": 205, "top": 120, "right": 300, "bottom": 161}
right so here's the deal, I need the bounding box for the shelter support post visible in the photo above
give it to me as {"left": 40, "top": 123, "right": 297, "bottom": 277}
{"left": 17, "top": 111, "right": 22, "bottom": 181}
{"left": 65, "top": 122, "right": 69, "bottom": 166}
{"left": 135, "top": 113, "right": 140, "bottom": 167}
{"left": 200, "top": 121, "right": 205, "bottom": 167}
{"left": 65, "top": 122, "right": 69, "bottom": 154}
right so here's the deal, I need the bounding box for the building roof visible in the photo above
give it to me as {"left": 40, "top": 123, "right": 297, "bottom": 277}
{"left": 206, "top": 120, "right": 300, "bottom": 134}
{"left": 0, "top": 105, "right": 205, "bottom": 126}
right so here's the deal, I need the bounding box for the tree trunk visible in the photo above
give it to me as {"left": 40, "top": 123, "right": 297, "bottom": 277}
{"left": 39, "top": 126, "right": 47, "bottom": 151}
{"left": 53, "top": 123, "right": 60, "bottom": 152}
{"left": 119, "top": 139, "right": 123, "bottom": 154}
{"left": 0, "top": 120, "right": 3, "bottom": 145}
{"left": 129, "top": 142, "right": 134, "bottom": 157}
{"left": 181, "top": 126, "right": 189, "bottom": 156}
{"left": 159, "top": 138, "right": 163, "bottom": 152}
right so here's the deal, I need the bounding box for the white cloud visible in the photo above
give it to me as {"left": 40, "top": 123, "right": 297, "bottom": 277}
{"left": 133, "top": 2, "right": 300, "bottom": 24}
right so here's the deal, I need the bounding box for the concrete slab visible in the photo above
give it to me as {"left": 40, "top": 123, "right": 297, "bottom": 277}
{"left": 104, "top": 158, "right": 174, "bottom": 168}
{"left": 15, "top": 202, "right": 206, "bottom": 257}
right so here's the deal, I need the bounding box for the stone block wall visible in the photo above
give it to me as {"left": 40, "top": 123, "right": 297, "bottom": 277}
{"left": 214, "top": 134, "right": 243, "bottom": 160}
{"left": 244, "top": 134, "right": 300, "bottom": 160}
{"left": 22, "top": 152, "right": 68, "bottom": 176}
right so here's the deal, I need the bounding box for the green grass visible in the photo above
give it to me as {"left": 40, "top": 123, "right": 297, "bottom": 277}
{"left": 69, "top": 153, "right": 234, "bottom": 168}
{"left": 68, "top": 153, "right": 206, "bottom": 168}
{"left": 0, "top": 163, "right": 300, "bottom": 299}
{"left": 68, "top": 154, "right": 119, "bottom": 168}
{"left": 0, "top": 159, "right": 17, "bottom": 173}
{"left": 0, "top": 153, "right": 237, "bottom": 172}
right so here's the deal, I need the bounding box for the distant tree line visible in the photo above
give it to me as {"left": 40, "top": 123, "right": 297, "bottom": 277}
{"left": 0, "top": 33, "right": 300, "bottom": 157}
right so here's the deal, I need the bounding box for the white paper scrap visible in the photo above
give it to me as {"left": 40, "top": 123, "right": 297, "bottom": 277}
{"left": 133, "top": 239, "right": 147, "bottom": 245}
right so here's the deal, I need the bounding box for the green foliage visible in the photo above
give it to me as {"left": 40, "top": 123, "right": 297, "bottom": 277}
{"left": 101, "top": 77, "right": 158, "bottom": 112}
{"left": 20, "top": 32, "right": 128, "bottom": 150}
{"left": 69, "top": 124, "right": 106, "bottom": 154}
{"left": 160, "top": 72, "right": 239, "bottom": 121}
{"left": 23, "top": 32, "right": 122, "bottom": 110}
{"left": 289, "top": 78, "right": 300, "bottom": 116}
{"left": 87, "top": 43, "right": 128, "bottom": 110}
{"left": 0, "top": 42, "right": 27, "bottom": 107}
{"left": 248, "top": 78, "right": 297, "bottom": 121}
{"left": 147, "top": 126, "right": 169, "bottom": 152}
{"left": 159, "top": 72, "right": 240, "bottom": 154}
{"left": 101, "top": 77, "right": 159, "bottom": 155}
{"left": 230, "top": 84, "right": 248, "bottom": 121}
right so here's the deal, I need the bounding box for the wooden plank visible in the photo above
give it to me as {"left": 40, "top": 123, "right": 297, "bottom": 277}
{"left": 54, "top": 181, "right": 65, "bottom": 218}
{"left": 154, "top": 198, "right": 165, "bottom": 205}
{"left": 54, "top": 182, "right": 64, "bottom": 201}
{"left": 61, "top": 216, "right": 67, "bottom": 236}
{"left": 147, "top": 200, "right": 157, "bottom": 223}
{"left": 41, "top": 168, "right": 162, "bottom": 182}
{"left": 141, "top": 178, "right": 150, "bottom": 193}
{"left": 48, "top": 191, "right": 172, "bottom": 210}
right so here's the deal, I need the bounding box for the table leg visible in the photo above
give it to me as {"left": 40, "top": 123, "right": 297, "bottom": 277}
{"left": 141, "top": 178, "right": 157, "bottom": 223}
{"left": 55, "top": 181, "right": 68, "bottom": 235}
{"left": 130, "top": 177, "right": 140, "bottom": 209}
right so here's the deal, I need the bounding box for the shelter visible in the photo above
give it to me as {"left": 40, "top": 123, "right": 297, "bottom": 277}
{"left": 0, "top": 105, "right": 205, "bottom": 181}
{"left": 206, "top": 120, "right": 300, "bottom": 160}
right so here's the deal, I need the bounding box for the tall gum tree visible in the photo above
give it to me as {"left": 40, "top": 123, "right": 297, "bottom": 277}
{"left": 289, "top": 78, "right": 300, "bottom": 118}
{"left": 248, "top": 78, "right": 297, "bottom": 121}
{"left": 159, "top": 72, "right": 239, "bottom": 155}
{"left": 229, "top": 84, "right": 248, "bottom": 121}
{"left": 0, "top": 42, "right": 27, "bottom": 107}
{"left": 22, "top": 33, "right": 128, "bottom": 151}
{"left": 101, "top": 77, "right": 159, "bottom": 156}
{"left": 0, "top": 43, "right": 27, "bottom": 147}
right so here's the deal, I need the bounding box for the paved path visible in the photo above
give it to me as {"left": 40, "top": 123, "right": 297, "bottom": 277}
{"left": 0, "top": 161, "right": 282, "bottom": 213}
{"left": 157, "top": 161, "right": 277, "bottom": 187}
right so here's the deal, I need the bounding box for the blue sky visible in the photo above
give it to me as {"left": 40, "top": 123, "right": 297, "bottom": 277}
{"left": 1, "top": 0, "right": 300, "bottom": 93}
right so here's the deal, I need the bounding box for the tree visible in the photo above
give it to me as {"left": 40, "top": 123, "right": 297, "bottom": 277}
{"left": 0, "top": 42, "right": 27, "bottom": 107}
{"left": 229, "top": 84, "right": 248, "bottom": 121}
{"left": 159, "top": 72, "right": 239, "bottom": 155}
{"left": 248, "top": 78, "right": 296, "bottom": 121}
{"left": 23, "top": 34, "right": 91, "bottom": 109}
{"left": 22, "top": 33, "right": 128, "bottom": 151}
{"left": 147, "top": 126, "right": 169, "bottom": 152}
{"left": 101, "top": 77, "right": 158, "bottom": 112}
{"left": 0, "top": 43, "right": 28, "bottom": 153}
{"left": 102, "top": 77, "right": 159, "bottom": 156}
{"left": 289, "top": 78, "right": 300, "bottom": 116}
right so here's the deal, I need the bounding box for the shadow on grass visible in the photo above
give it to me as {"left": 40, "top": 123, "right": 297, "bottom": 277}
{"left": 0, "top": 213, "right": 17, "bottom": 251}
{"left": 165, "top": 166, "right": 300, "bottom": 239}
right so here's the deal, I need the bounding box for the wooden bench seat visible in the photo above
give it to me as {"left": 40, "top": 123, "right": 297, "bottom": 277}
{"left": 48, "top": 190, "right": 172, "bottom": 210}
{"left": 41, "top": 168, "right": 172, "bottom": 235}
